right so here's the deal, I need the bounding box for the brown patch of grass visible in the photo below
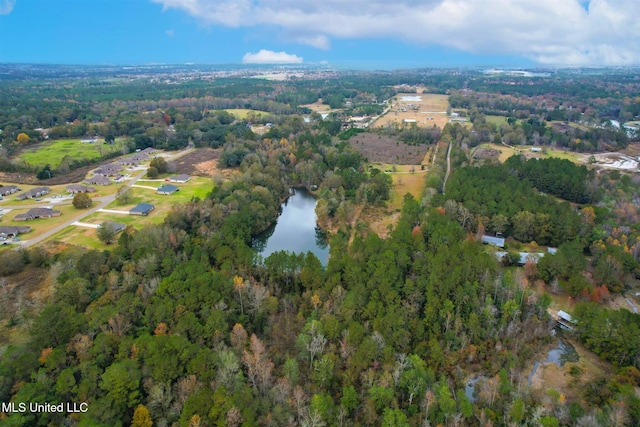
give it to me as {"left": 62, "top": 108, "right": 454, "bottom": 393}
{"left": 349, "top": 133, "right": 429, "bottom": 164}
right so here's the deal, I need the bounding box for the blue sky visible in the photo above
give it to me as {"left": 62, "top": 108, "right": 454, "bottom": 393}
{"left": 0, "top": 0, "right": 638, "bottom": 68}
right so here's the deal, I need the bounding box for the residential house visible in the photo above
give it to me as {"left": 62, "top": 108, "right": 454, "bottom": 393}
{"left": 14, "top": 208, "right": 61, "bottom": 221}
{"left": 0, "top": 186, "right": 20, "bottom": 196}
{"left": 15, "top": 187, "right": 50, "bottom": 200}
{"left": 0, "top": 225, "right": 31, "bottom": 238}
{"left": 130, "top": 203, "right": 154, "bottom": 216}
{"left": 100, "top": 221, "right": 126, "bottom": 234}
{"left": 169, "top": 174, "right": 191, "bottom": 183}
{"left": 66, "top": 184, "right": 96, "bottom": 194}
{"left": 85, "top": 175, "right": 111, "bottom": 186}
{"left": 157, "top": 184, "right": 179, "bottom": 195}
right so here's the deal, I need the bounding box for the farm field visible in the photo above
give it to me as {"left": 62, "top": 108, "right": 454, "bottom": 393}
{"left": 374, "top": 93, "right": 449, "bottom": 129}
{"left": 18, "top": 138, "right": 125, "bottom": 169}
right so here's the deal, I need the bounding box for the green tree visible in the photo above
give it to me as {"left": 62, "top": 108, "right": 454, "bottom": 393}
{"left": 116, "top": 187, "right": 133, "bottom": 205}
{"left": 146, "top": 167, "right": 159, "bottom": 178}
{"left": 150, "top": 157, "right": 169, "bottom": 174}
{"left": 72, "top": 192, "right": 93, "bottom": 209}
{"left": 97, "top": 222, "right": 118, "bottom": 244}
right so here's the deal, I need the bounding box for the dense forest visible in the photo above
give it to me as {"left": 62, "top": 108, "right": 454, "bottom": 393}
{"left": 1, "top": 66, "right": 640, "bottom": 426}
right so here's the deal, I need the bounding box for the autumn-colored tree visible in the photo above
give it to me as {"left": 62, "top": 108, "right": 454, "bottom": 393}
{"left": 17, "top": 132, "right": 29, "bottom": 144}
{"left": 243, "top": 334, "right": 274, "bottom": 394}
{"left": 131, "top": 405, "right": 153, "bottom": 427}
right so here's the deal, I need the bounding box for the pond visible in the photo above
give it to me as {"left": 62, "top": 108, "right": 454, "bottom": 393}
{"left": 527, "top": 340, "right": 579, "bottom": 386}
{"left": 253, "top": 189, "right": 329, "bottom": 265}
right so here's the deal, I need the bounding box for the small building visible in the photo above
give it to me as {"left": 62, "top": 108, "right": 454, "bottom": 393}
{"left": 85, "top": 175, "right": 111, "bottom": 186}
{"left": 547, "top": 247, "right": 558, "bottom": 255}
{"left": 169, "top": 174, "right": 191, "bottom": 183}
{"left": 14, "top": 208, "right": 61, "bottom": 221}
{"left": 0, "top": 225, "right": 31, "bottom": 238}
{"left": 481, "top": 235, "right": 505, "bottom": 248}
{"left": 556, "top": 310, "right": 575, "bottom": 331}
{"left": 157, "top": 184, "right": 179, "bottom": 195}
{"left": 0, "top": 186, "right": 20, "bottom": 196}
{"left": 130, "top": 203, "right": 154, "bottom": 216}
{"left": 81, "top": 137, "right": 98, "bottom": 143}
{"left": 100, "top": 221, "right": 126, "bottom": 234}
{"left": 141, "top": 147, "right": 157, "bottom": 155}
{"left": 15, "top": 187, "right": 50, "bottom": 200}
{"left": 530, "top": 147, "right": 542, "bottom": 153}
{"left": 66, "top": 184, "right": 96, "bottom": 194}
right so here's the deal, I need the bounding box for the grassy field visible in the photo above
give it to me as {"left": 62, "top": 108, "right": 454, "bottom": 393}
{"left": 486, "top": 115, "right": 508, "bottom": 127}
{"left": 476, "top": 143, "right": 585, "bottom": 164}
{"left": 18, "top": 139, "right": 124, "bottom": 169}
{"left": 221, "top": 109, "right": 270, "bottom": 120}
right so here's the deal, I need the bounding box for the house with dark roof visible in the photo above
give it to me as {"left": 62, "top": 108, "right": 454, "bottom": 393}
{"left": 130, "top": 203, "right": 154, "bottom": 216}
{"left": 157, "top": 184, "right": 179, "bottom": 195}
{"left": 94, "top": 165, "right": 121, "bottom": 176}
{"left": 169, "top": 174, "right": 191, "bottom": 183}
{"left": 0, "top": 225, "right": 31, "bottom": 237}
{"left": 15, "top": 187, "right": 50, "bottom": 200}
{"left": 85, "top": 175, "right": 111, "bottom": 186}
{"left": 0, "top": 186, "right": 20, "bottom": 196}
{"left": 14, "top": 208, "right": 61, "bottom": 221}
{"left": 66, "top": 184, "right": 96, "bottom": 193}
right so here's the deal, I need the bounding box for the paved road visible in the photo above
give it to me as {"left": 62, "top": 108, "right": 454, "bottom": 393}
{"left": 15, "top": 147, "right": 193, "bottom": 249}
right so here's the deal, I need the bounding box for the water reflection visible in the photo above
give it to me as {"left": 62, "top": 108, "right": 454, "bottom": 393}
{"left": 253, "top": 189, "right": 329, "bottom": 265}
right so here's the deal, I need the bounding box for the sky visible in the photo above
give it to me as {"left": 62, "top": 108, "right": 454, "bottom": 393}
{"left": 0, "top": 0, "right": 639, "bottom": 68}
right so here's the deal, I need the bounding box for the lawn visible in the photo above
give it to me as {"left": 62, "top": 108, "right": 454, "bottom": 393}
{"left": 486, "top": 115, "right": 509, "bottom": 127}
{"left": 222, "top": 109, "right": 270, "bottom": 120}
{"left": 18, "top": 139, "right": 125, "bottom": 169}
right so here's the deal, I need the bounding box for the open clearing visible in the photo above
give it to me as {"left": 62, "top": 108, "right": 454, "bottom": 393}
{"left": 18, "top": 138, "right": 125, "bottom": 169}
{"left": 300, "top": 100, "right": 334, "bottom": 115}
{"left": 348, "top": 132, "right": 430, "bottom": 164}
{"left": 475, "top": 143, "right": 585, "bottom": 164}
{"left": 374, "top": 93, "right": 449, "bottom": 129}
{"left": 171, "top": 148, "right": 238, "bottom": 179}
{"left": 222, "top": 109, "right": 270, "bottom": 120}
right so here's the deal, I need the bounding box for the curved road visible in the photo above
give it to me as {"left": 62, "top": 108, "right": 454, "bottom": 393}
{"left": 12, "top": 148, "right": 193, "bottom": 249}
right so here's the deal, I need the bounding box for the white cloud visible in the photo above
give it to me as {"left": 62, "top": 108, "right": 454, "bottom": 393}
{"left": 151, "top": 0, "right": 640, "bottom": 65}
{"left": 242, "top": 49, "right": 303, "bottom": 64}
{"left": 0, "top": 0, "right": 15, "bottom": 15}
